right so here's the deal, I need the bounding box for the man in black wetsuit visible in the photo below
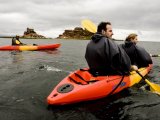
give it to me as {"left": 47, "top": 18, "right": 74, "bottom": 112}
{"left": 85, "top": 21, "right": 134, "bottom": 76}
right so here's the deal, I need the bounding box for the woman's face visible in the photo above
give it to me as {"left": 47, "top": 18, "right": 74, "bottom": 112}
{"left": 131, "top": 36, "right": 138, "bottom": 44}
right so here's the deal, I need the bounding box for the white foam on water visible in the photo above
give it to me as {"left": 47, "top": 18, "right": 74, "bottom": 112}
{"left": 46, "top": 66, "right": 62, "bottom": 72}
{"left": 38, "top": 65, "right": 72, "bottom": 73}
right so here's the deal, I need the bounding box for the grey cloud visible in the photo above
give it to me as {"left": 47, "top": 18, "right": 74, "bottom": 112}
{"left": 0, "top": 0, "right": 160, "bottom": 38}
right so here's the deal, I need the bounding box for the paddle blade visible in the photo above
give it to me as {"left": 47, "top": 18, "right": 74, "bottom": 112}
{"left": 145, "top": 79, "right": 160, "bottom": 95}
{"left": 81, "top": 19, "right": 97, "bottom": 33}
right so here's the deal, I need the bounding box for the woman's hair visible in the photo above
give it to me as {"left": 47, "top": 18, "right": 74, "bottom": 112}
{"left": 97, "top": 22, "right": 111, "bottom": 32}
{"left": 125, "top": 33, "right": 137, "bottom": 41}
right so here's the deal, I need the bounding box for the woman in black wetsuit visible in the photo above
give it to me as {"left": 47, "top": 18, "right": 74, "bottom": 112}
{"left": 121, "top": 33, "right": 152, "bottom": 68}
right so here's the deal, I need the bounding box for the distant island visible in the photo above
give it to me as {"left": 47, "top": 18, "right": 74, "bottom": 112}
{"left": 56, "top": 27, "right": 123, "bottom": 41}
{"left": 0, "top": 28, "right": 49, "bottom": 39}
{"left": 0, "top": 27, "right": 122, "bottom": 40}
{"left": 21, "top": 28, "right": 47, "bottom": 39}
{"left": 57, "top": 27, "right": 93, "bottom": 40}
{"left": 0, "top": 27, "right": 93, "bottom": 40}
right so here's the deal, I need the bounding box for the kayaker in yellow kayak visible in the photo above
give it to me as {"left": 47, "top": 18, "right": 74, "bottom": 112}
{"left": 12, "top": 35, "right": 26, "bottom": 46}
{"left": 121, "top": 33, "right": 152, "bottom": 68}
{"left": 85, "top": 21, "right": 134, "bottom": 76}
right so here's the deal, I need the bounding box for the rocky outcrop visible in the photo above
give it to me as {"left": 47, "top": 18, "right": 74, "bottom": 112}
{"left": 57, "top": 27, "right": 94, "bottom": 39}
{"left": 22, "top": 28, "right": 46, "bottom": 39}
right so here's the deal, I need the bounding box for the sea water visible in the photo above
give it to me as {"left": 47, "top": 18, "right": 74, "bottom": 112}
{"left": 0, "top": 38, "right": 160, "bottom": 120}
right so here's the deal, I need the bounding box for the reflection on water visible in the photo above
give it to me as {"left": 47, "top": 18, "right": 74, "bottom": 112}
{"left": 47, "top": 89, "right": 132, "bottom": 120}
{"left": 47, "top": 85, "right": 160, "bottom": 120}
{"left": 39, "top": 49, "right": 61, "bottom": 54}
{"left": 11, "top": 51, "right": 24, "bottom": 63}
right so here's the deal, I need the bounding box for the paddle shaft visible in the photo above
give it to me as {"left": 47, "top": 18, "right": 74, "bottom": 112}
{"left": 136, "top": 69, "right": 160, "bottom": 94}
{"left": 136, "top": 70, "right": 146, "bottom": 80}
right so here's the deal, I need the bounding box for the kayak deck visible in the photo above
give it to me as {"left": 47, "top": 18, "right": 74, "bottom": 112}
{"left": 47, "top": 65, "right": 152, "bottom": 105}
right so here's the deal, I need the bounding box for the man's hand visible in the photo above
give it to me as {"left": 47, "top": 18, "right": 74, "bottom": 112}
{"left": 131, "top": 65, "right": 138, "bottom": 71}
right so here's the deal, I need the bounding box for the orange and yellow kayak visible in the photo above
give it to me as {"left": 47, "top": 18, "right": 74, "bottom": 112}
{"left": 47, "top": 65, "right": 152, "bottom": 105}
{"left": 0, "top": 43, "right": 61, "bottom": 51}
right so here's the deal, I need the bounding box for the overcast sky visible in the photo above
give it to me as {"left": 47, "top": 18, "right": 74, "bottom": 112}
{"left": 0, "top": 0, "right": 160, "bottom": 41}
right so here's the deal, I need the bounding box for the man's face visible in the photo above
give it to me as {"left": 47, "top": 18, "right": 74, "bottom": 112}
{"left": 105, "top": 25, "right": 113, "bottom": 38}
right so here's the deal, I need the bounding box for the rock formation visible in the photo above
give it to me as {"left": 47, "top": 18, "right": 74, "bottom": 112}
{"left": 57, "top": 27, "right": 93, "bottom": 39}
{"left": 22, "top": 28, "right": 46, "bottom": 39}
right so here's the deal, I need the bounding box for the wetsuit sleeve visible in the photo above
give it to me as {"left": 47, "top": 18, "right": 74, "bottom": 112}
{"left": 135, "top": 46, "right": 152, "bottom": 67}
{"left": 118, "top": 46, "right": 131, "bottom": 72}
{"left": 12, "top": 37, "right": 17, "bottom": 45}
{"left": 112, "top": 46, "right": 131, "bottom": 74}
{"left": 106, "top": 40, "right": 131, "bottom": 74}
